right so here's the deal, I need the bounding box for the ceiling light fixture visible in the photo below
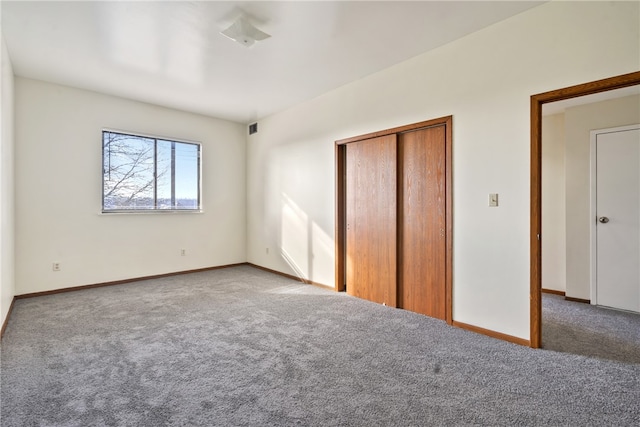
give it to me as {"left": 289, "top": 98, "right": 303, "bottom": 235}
{"left": 220, "top": 16, "right": 271, "bottom": 48}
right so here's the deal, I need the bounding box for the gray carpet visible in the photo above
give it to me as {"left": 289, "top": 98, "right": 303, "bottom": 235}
{"left": 1, "top": 265, "right": 639, "bottom": 426}
{"left": 542, "top": 293, "right": 640, "bottom": 364}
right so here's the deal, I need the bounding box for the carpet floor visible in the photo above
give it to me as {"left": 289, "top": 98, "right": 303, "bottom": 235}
{"left": 542, "top": 293, "right": 640, "bottom": 364}
{"left": 1, "top": 265, "right": 639, "bottom": 426}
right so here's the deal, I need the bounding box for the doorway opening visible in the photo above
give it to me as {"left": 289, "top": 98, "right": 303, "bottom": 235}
{"left": 530, "top": 71, "right": 640, "bottom": 348}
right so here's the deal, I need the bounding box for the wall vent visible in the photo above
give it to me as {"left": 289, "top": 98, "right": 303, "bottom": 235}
{"left": 249, "top": 123, "right": 258, "bottom": 135}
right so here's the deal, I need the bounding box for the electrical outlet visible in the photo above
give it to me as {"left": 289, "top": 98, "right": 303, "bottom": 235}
{"left": 180, "top": 249, "right": 186, "bottom": 256}
{"left": 52, "top": 262, "right": 61, "bottom": 271}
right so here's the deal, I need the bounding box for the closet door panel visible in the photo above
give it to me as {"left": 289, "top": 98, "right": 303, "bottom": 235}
{"left": 346, "top": 135, "right": 397, "bottom": 306}
{"left": 399, "top": 126, "right": 446, "bottom": 319}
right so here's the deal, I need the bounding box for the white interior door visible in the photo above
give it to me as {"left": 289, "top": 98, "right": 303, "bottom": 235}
{"left": 594, "top": 125, "right": 640, "bottom": 313}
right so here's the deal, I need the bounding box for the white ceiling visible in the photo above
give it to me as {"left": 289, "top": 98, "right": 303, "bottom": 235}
{"left": 2, "top": 1, "right": 545, "bottom": 124}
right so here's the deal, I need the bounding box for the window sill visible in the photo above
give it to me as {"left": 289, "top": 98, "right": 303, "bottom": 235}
{"left": 100, "top": 209, "right": 204, "bottom": 215}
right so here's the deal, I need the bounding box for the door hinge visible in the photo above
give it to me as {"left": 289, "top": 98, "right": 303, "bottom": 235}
{"left": 537, "top": 234, "right": 540, "bottom": 241}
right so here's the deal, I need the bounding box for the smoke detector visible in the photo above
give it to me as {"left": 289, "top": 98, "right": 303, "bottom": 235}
{"left": 221, "top": 16, "right": 271, "bottom": 47}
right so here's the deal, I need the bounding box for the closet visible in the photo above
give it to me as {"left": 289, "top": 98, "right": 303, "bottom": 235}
{"left": 335, "top": 116, "right": 452, "bottom": 322}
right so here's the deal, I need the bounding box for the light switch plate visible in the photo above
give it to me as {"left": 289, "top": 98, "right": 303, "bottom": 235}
{"left": 489, "top": 193, "right": 499, "bottom": 207}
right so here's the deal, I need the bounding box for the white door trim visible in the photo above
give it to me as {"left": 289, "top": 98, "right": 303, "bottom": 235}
{"left": 589, "top": 124, "right": 640, "bottom": 305}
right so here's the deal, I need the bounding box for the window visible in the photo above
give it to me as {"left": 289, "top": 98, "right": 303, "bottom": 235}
{"left": 102, "top": 130, "right": 201, "bottom": 212}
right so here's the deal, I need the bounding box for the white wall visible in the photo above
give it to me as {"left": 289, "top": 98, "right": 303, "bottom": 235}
{"left": 542, "top": 113, "right": 566, "bottom": 292}
{"left": 564, "top": 94, "right": 640, "bottom": 300}
{"left": 1, "top": 36, "right": 16, "bottom": 326}
{"left": 15, "top": 78, "right": 246, "bottom": 294}
{"left": 246, "top": 1, "right": 640, "bottom": 340}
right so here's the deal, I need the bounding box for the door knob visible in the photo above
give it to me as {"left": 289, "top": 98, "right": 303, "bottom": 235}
{"left": 598, "top": 216, "right": 609, "bottom": 224}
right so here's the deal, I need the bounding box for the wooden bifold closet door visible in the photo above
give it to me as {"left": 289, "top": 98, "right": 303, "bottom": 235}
{"left": 341, "top": 120, "right": 449, "bottom": 321}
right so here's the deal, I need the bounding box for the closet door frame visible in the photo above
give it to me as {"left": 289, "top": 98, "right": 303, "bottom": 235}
{"left": 335, "top": 116, "right": 453, "bottom": 324}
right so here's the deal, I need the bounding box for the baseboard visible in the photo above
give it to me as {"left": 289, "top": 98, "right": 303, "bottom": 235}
{"left": 1, "top": 297, "right": 16, "bottom": 340}
{"left": 542, "top": 288, "right": 565, "bottom": 296}
{"left": 541, "top": 288, "right": 589, "bottom": 304}
{"left": 565, "top": 296, "right": 590, "bottom": 304}
{"left": 15, "top": 263, "right": 249, "bottom": 300}
{"left": 452, "top": 320, "right": 530, "bottom": 347}
{"left": 247, "top": 263, "right": 332, "bottom": 289}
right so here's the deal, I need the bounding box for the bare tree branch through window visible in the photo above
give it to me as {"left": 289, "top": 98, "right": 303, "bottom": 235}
{"left": 102, "top": 131, "right": 200, "bottom": 212}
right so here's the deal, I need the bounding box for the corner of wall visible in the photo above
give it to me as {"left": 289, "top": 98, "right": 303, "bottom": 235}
{"left": 0, "top": 34, "right": 16, "bottom": 329}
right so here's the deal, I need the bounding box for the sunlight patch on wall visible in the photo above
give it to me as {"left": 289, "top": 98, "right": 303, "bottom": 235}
{"left": 280, "top": 192, "right": 308, "bottom": 280}
{"left": 280, "top": 192, "right": 333, "bottom": 285}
